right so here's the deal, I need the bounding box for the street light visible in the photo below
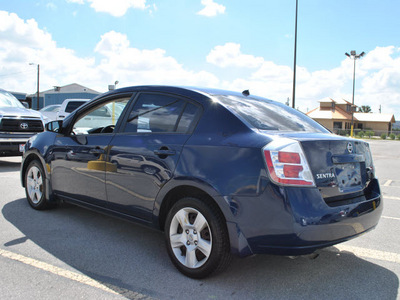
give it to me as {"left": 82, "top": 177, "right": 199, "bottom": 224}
{"left": 292, "top": 0, "right": 298, "bottom": 109}
{"left": 345, "top": 50, "right": 365, "bottom": 137}
{"left": 29, "top": 63, "right": 40, "bottom": 110}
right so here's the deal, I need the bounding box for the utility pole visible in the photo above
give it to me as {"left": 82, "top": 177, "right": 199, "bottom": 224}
{"left": 345, "top": 50, "right": 365, "bottom": 137}
{"left": 36, "top": 64, "right": 40, "bottom": 109}
{"left": 292, "top": 0, "right": 298, "bottom": 109}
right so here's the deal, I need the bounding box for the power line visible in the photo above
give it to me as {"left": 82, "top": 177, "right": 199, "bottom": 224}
{"left": 0, "top": 69, "right": 35, "bottom": 78}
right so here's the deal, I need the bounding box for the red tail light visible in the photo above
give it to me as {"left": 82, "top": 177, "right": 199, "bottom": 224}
{"left": 283, "top": 164, "right": 303, "bottom": 178}
{"left": 263, "top": 139, "right": 315, "bottom": 186}
{"left": 278, "top": 152, "right": 301, "bottom": 164}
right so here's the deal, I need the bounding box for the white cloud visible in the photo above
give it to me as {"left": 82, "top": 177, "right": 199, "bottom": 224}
{"left": 207, "top": 42, "right": 400, "bottom": 117}
{"left": 94, "top": 31, "right": 220, "bottom": 87}
{"left": 66, "top": 0, "right": 84, "bottom": 4}
{"left": 207, "top": 43, "right": 263, "bottom": 68}
{"left": 46, "top": 3, "right": 57, "bottom": 10}
{"left": 1, "top": 11, "right": 399, "bottom": 118}
{"left": 0, "top": 11, "right": 218, "bottom": 94}
{"left": 197, "top": 0, "right": 225, "bottom": 17}
{"left": 87, "top": 0, "right": 147, "bottom": 16}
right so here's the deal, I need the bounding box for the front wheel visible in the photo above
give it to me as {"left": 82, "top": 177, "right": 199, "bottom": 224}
{"left": 25, "top": 160, "right": 52, "bottom": 210}
{"left": 165, "top": 197, "right": 231, "bottom": 278}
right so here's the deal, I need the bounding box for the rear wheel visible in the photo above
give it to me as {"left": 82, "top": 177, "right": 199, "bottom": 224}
{"left": 165, "top": 197, "right": 231, "bottom": 278}
{"left": 25, "top": 160, "right": 52, "bottom": 210}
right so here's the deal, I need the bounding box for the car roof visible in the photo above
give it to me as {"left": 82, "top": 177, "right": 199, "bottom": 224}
{"left": 102, "top": 85, "right": 270, "bottom": 106}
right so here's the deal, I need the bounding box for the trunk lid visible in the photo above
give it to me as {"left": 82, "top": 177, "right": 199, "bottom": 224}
{"left": 299, "top": 137, "right": 374, "bottom": 200}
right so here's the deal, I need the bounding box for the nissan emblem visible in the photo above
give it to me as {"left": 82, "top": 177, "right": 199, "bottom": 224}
{"left": 347, "top": 142, "right": 353, "bottom": 153}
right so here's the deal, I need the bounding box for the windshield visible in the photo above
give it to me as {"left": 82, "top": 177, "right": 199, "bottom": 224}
{"left": 0, "top": 90, "right": 24, "bottom": 108}
{"left": 217, "top": 94, "right": 328, "bottom": 133}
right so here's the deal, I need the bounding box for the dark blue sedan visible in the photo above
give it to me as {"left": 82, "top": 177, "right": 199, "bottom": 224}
{"left": 20, "top": 86, "right": 382, "bottom": 278}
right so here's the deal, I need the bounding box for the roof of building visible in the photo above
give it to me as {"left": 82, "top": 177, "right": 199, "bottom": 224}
{"left": 307, "top": 105, "right": 352, "bottom": 120}
{"left": 28, "top": 83, "right": 101, "bottom": 97}
{"left": 354, "top": 112, "right": 395, "bottom": 123}
{"left": 308, "top": 97, "right": 395, "bottom": 123}
{"left": 318, "top": 97, "right": 352, "bottom": 106}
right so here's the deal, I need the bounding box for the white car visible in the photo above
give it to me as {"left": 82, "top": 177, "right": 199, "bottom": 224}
{"left": 0, "top": 88, "right": 45, "bottom": 156}
{"left": 39, "top": 104, "right": 61, "bottom": 122}
{"left": 57, "top": 99, "right": 90, "bottom": 120}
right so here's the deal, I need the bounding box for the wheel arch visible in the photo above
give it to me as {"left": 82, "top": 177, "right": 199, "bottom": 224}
{"left": 21, "top": 150, "right": 55, "bottom": 203}
{"left": 155, "top": 182, "right": 230, "bottom": 233}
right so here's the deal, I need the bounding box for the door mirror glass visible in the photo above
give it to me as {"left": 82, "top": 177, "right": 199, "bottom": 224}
{"left": 45, "top": 120, "right": 63, "bottom": 132}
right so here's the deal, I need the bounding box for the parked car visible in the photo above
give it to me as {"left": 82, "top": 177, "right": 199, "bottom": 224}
{"left": 20, "top": 86, "right": 382, "bottom": 278}
{"left": 39, "top": 104, "right": 61, "bottom": 122}
{"left": 57, "top": 98, "right": 89, "bottom": 120}
{"left": 0, "top": 88, "right": 45, "bottom": 156}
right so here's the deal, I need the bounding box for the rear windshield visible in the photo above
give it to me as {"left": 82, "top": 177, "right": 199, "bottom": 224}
{"left": 217, "top": 95, "right": 328, "bottom": 133}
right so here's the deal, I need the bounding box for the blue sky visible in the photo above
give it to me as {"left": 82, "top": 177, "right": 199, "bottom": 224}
{"left": 1, "top": 0, "right": 399, "bottom": 117}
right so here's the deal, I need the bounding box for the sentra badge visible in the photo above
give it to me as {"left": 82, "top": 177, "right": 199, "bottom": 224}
{"left": 316, "top": 173, "right": 335, "bottom": 179}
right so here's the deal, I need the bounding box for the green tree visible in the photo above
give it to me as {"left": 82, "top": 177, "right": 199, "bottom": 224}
{"left": 358, "top": 105, "right": 372, "bottom": 113}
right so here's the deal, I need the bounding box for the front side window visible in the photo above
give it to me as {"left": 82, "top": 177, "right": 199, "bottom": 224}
{"left": 72, "top": 98, "right": 130, "bottom": 135}
{"left": 123, "top": 93, "right": 197, "bottom": 134}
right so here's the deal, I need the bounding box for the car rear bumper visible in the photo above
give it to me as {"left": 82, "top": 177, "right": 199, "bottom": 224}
{"left": 226, "top": 178, "right": 382, "bottom": 257}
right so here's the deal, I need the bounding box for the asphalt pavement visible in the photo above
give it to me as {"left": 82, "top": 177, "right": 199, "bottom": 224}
{"left": 1, "top": 139, "right": 399, "bottom": 299}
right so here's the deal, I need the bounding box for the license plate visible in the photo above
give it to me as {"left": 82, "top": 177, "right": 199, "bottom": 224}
{"left": 19, "top": 144, "right": 25, "bottom": 152}
{"left": 335, "top": 163, "right": 362, "bottom": 192}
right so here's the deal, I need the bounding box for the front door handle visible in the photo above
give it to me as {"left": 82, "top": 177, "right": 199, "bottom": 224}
{"left": 89, "top": 148, "right": 105, "bottom": 154}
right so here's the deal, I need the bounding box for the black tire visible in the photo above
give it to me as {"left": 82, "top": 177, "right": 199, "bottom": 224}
{"left": 165, "top": 197, "right": 231, "bottom": 278}
{"left": 25, "top": 160, "right": 52, "bottom": 210}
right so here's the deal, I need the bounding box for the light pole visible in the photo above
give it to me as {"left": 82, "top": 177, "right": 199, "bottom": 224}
{"left": 345, "top": 50, "right": 365, "bottom": 137}
{"left": 29, "top": 63, "right": 40, "bottom": 109}
{"left": 292, "top": 0, "right": 298, "bottom": 109}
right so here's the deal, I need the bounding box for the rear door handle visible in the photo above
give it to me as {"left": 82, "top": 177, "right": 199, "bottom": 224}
{"left": 154, "top": 149, "right": 176, "bottom": 156}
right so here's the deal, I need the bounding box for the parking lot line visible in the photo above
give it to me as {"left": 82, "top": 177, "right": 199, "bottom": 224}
{"left": 384, "top": 195, "right": 400, "bottom": 201}
{"left": 383, "top": 180, "right": 392, "bottom": 186}
{"left": 382, "top": 216, "right": 400, "bottom": 221}
{"left": 335, "top": 245, "right": 400, "bottom": 264}
{"left": 0, "top": 248, "right": 153, "bottom": 300}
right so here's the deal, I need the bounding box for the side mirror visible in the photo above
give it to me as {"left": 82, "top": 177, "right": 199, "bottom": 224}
{"left": 45, "top": 120, "right": 63, "bottom": 132}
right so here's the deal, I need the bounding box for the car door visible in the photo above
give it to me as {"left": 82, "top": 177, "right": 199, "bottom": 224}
{"left": 106, "top": 92, "right": 201, "bottom": 221}
{"left": 50, "top": 96, "right": 131, "bottom": 207}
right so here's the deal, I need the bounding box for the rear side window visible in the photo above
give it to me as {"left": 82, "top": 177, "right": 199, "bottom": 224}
{"left": 65, "top": 101, "right": 87, "bottom": 113}
{"left": 176, "top": 103, "right": 198, "bottom": 133}
{"left": 217, "top": 95, "right": 328, "bottom": 133}
{"left": 123, "top": 93, "right": 199, "bottom": 134}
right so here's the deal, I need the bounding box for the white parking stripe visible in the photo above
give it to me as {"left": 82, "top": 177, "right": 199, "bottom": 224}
{"left": 335, "top": 245, "right": 400, "bottom": 264}
{"left": 384, "top": 195, "right": 400, "bottom": 201}
{"left": 0, "top": 248, "right": 153, "bottom": 299}
{"left": 382, "top": 216, "right": 400, "bottom": 221}
{"left": 383, "top": 180, "right": 392, "bottom": 186}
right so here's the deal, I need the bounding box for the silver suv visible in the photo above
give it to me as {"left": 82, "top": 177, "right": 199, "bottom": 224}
{"left": 0, "top": 89, "right": 45, "bottom": 156}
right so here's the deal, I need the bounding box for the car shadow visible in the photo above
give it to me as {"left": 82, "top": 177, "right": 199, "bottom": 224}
{"left": 2, "top": 199, "right": 399, "bottom": 300}
{"left": 0, "top": 159, "right": 21, "bottom": 173}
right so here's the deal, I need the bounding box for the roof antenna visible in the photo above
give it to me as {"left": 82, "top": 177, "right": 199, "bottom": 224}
{"left": 242, "top": 89, "right": 250, "bottom": 96}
